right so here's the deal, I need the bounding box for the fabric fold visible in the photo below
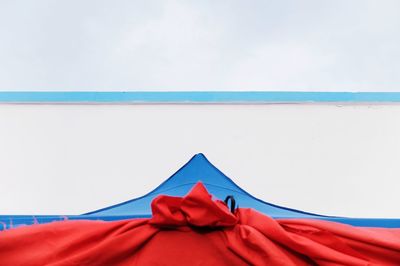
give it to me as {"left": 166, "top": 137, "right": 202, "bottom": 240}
{"left": 1, "top": 182, "right": 400, "bottom": 265}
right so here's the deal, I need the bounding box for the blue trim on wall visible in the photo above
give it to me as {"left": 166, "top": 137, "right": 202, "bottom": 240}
{"left": 0, "top": 91, "right": 400, "bottom": 103}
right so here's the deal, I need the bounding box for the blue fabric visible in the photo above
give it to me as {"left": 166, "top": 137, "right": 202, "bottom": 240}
{"left": 85, "top": 153, "right": 323, "bottom": 218}
{"left": 1, "top": 154, "right": 400, "bottom": 230}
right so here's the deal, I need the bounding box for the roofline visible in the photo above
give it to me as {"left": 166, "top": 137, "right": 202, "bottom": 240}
{"left": 1, "top": 91, "right": 400, "bottom": 103}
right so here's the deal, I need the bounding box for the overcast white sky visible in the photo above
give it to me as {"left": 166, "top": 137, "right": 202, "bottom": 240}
{"left": 0, "top": 0, "right": 399, "bottom": 92}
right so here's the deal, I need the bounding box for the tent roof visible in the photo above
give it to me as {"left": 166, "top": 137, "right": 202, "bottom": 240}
{"left": 2, "top": 154, "right": 400, "bottom": 229}
{"left": 85, "top": 153, "right": 323, "bottom": 218}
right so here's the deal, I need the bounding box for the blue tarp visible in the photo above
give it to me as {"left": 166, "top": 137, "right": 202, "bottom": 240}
{"left": 1, "top": 154, "right": 400, "bottom": 230}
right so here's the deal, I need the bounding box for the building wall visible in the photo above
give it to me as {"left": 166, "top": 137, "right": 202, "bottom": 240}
{"left": 1, "top": 104, "right": 399, "bottom": 218}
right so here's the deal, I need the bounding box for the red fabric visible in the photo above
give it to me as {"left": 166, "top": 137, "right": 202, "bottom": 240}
{"left": 1, "top": 183, "right": 400, "bottom": 266}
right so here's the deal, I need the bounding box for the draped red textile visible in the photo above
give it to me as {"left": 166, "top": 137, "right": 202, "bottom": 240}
{"left": 1, "top": 183, "right": 400, "bottom": 265}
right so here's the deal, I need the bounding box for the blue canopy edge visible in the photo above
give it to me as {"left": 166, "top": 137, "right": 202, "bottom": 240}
{"left": 1, "top": 154, "right": 400, "bottom": 230}
{"left": 84, "top": 153, "right": 326, "bottom": 218}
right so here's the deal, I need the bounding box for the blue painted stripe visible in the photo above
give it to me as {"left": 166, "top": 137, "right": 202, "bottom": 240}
{"left": 1, "top": 215, "right": 399, "bottom": 229}
{"left": 0, "top": 91, "right": 400, "bottom": 103}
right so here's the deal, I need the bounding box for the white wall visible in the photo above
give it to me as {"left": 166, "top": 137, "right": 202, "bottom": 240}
{"left": 0, "top": 104, "right": 399, "bottom": 218}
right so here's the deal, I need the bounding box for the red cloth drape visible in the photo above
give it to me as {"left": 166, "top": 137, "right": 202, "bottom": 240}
{"left": 1, "top": 183, "right": 400, "bottom": 265}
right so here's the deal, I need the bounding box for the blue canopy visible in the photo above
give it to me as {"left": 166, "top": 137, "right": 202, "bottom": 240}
{"left": 85, "top": 153, "right": 322, "bottom": 218}
{"left": 1, "top": 153, "right": 400, "bottom": 230}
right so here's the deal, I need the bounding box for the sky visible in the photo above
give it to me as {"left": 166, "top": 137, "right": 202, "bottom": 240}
{"left": 0, "top": 0, "right": 399, "bottom": 92}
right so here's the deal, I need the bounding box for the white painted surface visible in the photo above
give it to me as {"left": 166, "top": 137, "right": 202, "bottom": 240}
{"left": 0, "top": 104, "right": 399, "bottom": 218}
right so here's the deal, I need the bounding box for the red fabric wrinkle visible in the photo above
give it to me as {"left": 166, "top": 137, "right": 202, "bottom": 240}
{"left": 1, "top": 182, "right": 400, "bottom": 265}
